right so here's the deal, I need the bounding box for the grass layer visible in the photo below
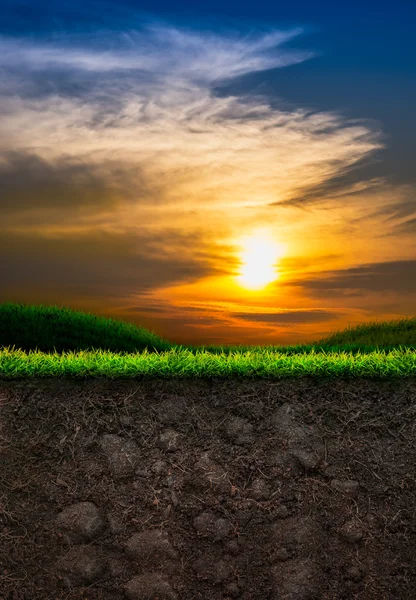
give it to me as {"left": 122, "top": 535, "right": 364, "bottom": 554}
{"left": 0, "top": 301, "right": 415, "bottom": 379}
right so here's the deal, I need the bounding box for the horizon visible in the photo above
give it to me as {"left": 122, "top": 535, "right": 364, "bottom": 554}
{"left": 1, "top": 0, "right": 415, "bottom": 347}
{"left": 2, "top": 301, "right": 416, "bottom": 350}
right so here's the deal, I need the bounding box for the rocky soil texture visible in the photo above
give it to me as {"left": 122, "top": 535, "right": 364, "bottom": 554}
{"left": 0, "top": 375, "right": 415, "bottom": 599}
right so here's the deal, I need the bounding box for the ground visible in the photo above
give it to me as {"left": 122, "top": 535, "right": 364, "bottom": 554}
{"left": 0, "top": 375, "right": 415, "bottom": 599}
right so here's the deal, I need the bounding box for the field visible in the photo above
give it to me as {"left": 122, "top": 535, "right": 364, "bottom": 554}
{"left": 0, "top": 302, "right": 415, "bottom": 599}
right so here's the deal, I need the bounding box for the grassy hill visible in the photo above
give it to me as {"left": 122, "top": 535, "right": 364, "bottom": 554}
{"left": 311, "top": 317, "right": 416, "bottom": 347}
{"left": 0, "top": 301, "right": 174, "bottom": 356}
{"left": 0, "top": 302, "right": 415, "bottom": 357}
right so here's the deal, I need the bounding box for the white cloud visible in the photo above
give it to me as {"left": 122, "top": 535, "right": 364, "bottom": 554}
{"left": 0, "top": 25, "right": 311, "bottom": 81}
{"left": 0, "top": 22, "right": 383, "bottom": 215}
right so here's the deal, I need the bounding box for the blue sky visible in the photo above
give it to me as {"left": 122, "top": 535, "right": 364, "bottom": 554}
{"left": 0, "top": 0, "right": 415, "bottom": 346}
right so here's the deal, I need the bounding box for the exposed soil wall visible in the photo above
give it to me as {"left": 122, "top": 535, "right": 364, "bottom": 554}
{"left": 1, "top": 376, "right": 415, "bottom": 599}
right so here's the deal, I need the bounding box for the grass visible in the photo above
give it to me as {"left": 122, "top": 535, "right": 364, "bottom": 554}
{"left": 0, "top": 301, "right": 415, "bottom": 379}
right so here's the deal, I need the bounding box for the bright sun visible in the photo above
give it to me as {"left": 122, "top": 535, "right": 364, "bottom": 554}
{"left": 236, "top": 228, "right": 286, "bottom": 290}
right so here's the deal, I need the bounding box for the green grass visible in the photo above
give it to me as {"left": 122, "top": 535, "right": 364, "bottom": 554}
{"left": 0, "top": 301, "right": 415, "bottom": 379}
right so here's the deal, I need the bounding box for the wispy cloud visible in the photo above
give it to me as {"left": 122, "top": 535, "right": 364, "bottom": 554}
{"left": 229, "top": 309, "right": 341, "bottom": 324}
{"left": 284, "top": 260, "right": 416, "bottom": 296}
{"left": 0, "top": 26, "right": 311, "bottom": 80}
{"left": 0, "top": 21, "right": 383, "bottom": 221}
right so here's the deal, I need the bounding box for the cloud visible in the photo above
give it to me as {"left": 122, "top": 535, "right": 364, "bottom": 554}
{"left": 371, "top": 195, "right": 416, "bottom": 221}
{"left": 0, "top": 227, "right": 229, "bottom": 299}
{"left": 0, "top": 26, "right": 312, "bottom": 81}
{"left": 229, "top": 309, "right": 341, "bottom": 324}
{"left": 274, "top": 154, "right": 387, "bottom": 208}
{"left": 0, "top": 20, "right": 383, "bottom": 226}
{"left": 0, "top": 150, "right": 166, "bottom": 216}
{"left": 278, "top": 253, "right": 344, "bottom": 271}
{"left": 0, "top": 151, "right": 118, "bottom": 212}
{"left": 283, "top": 260, "right": 416, "bottom": 296}
{"left": 321, "top": 184, "right": 416, "bottom": 238}
{"left": 392, "top": 216, "right": 416, "bottom": 235}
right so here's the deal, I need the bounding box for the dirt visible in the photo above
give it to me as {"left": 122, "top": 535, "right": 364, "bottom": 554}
{"left": 0, "top": 375, "right": 415, "bottom": 599}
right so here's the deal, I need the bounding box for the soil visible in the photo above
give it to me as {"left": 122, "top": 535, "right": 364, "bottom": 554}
{"left": 0, "top": 375, "right": 415, "bottom": 600}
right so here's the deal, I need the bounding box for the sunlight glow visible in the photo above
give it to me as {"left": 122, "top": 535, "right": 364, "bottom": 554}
{"left": 236, "top": 228, "right": 286, "bottom": 290}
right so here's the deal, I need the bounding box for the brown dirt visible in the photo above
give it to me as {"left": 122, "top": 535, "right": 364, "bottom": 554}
{"left": 0, "top": 375, "right": 415, "bottom": 600}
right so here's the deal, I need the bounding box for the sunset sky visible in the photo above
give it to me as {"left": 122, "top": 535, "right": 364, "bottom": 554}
{"left": 1, "top": 0, "right": 415, "bottom": 347}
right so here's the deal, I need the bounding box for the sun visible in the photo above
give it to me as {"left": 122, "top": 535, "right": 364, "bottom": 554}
{"left": 236, "top": 228, "right": 286, "bottom": 290}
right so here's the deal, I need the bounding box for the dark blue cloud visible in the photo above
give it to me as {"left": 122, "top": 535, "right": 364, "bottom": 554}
{"left": 3, "top": 0, "right": 414, "bottom": 191}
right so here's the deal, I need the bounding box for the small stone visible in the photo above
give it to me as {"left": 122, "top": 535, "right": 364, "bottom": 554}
{"left": 250, "top": 478, "right": 271, "bottom": 500}
{"left": 224, "top": 581, "right": 240, "bottom": 597}
{"left": 339, "top": 520, "right": 364, "bottom": 543}
{"left": 225, "top": 416, "right": 254, "bottom": 445}
{"left": 55, "top": 501, "right": 104, "bottom": 544}
{"left": 331, "top": 479, "right": 360, "bottom": 498}
{"left": 274, "top": 547, "right": 290, "bottom": 561}
{"left": 99, "top": 434, "right": 141, "bottom": 478}
{"left": 275, "top": 504, "right": 289, "bottom": 519}
{"left": 269, "top": 403, "right": 307, "bottom": 443}
{"left": 194, "top": 454, "right": 229, "bottom": 492}
{"left": 291, "top": 447, "right": 322, "bottom": 470}
{"left": 125, "top": 530, "right": 178, "bottom": 563}
{"left": 159, "top": 429, "right": 181, "bottom": 451}
{"left": 125, "top": 573, "right": 177, "bottom": 600}
{"left": 193, "top": 511, "right": 231, "bottom": 540}
{"left": 225, "top": 539, "right": 240, "bottom": 555}
{"left": 166, "top": 474, "right": 176, "bottom": 487}
{"left": 151, "top": 459, "right": 166, "bottom": 474}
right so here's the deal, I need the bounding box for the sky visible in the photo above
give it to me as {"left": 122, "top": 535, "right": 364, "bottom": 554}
{"left": 1, "top": 0, "right": 415, "bottom": 347}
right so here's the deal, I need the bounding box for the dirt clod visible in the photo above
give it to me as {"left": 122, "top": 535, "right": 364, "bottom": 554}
{"left": 274, "top": 547, "right": 291, "bottom": 561}
{"left": 125, "top": 529, "right": 179, "bottom": 563}
{"left": 291, "top": 446, "right": 323, "bottom": 470}
{"left": 124, "top": 572, "right": 178, "bottom": 600}
{"left": 55, "top": 501, "right": 105, "bottom": 544}
{"left": 193, "top": 511, "right": 231, "bottom": 540}
{"left": 275, "top": 504, "right": 290, "bottom": 519}
{"left": 99, "top": 433, "right": 141, "bottom": 478}
{"left": 330, "top": 478, "right": 360, "bottom": 497}
{"left": 224, "top": 581, "right": 241, "bottom": 597}
{"left": 339, "top": 519, "right": 365, "bottom": 543}
{"left": 225, "top": 415, "right": 254, "bottom": 445}
{"left": 250, "top": 477, "right": 271, "bottom": 499}
{"left": 345, "top": 564, "right": 366, "bottom": 582}
{"left": 159, "top": 428, "right": 181, "bottom": 451}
